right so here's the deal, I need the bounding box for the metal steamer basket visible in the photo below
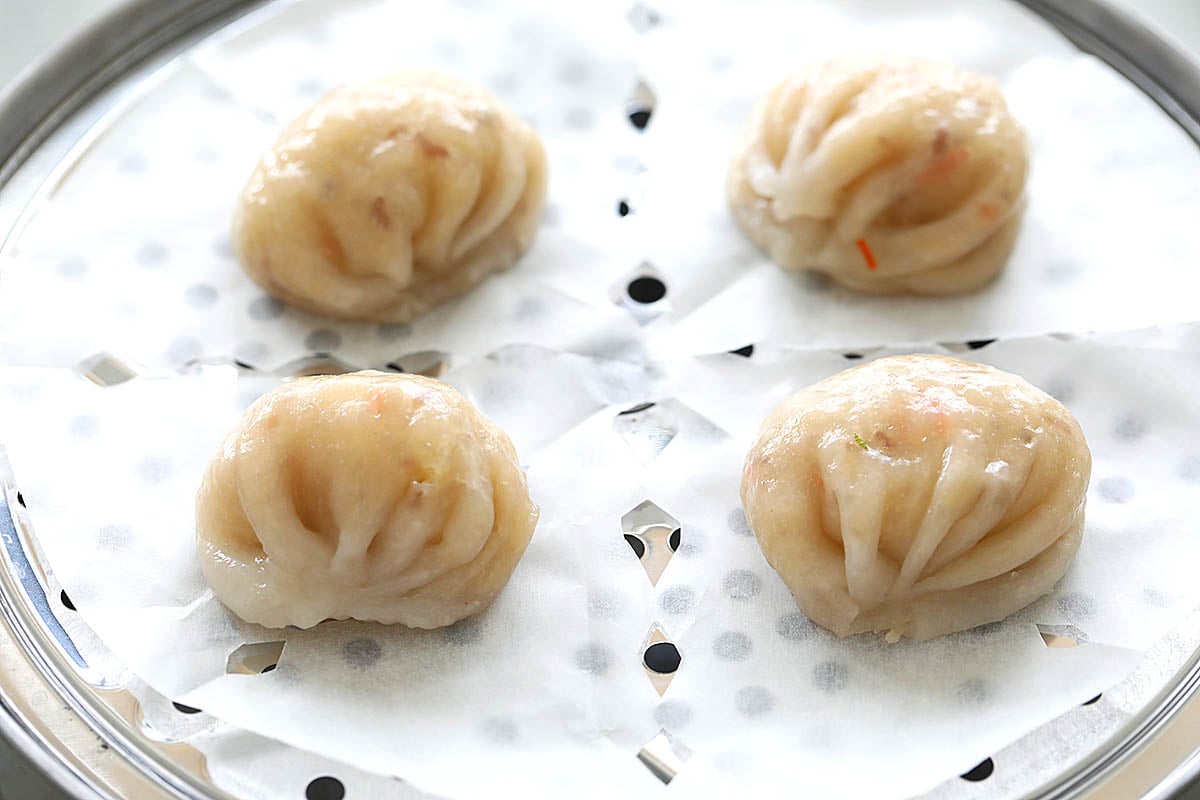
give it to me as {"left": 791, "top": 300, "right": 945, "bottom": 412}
{"left": 2, "top": 1, "right": 1200, "bottom": 798}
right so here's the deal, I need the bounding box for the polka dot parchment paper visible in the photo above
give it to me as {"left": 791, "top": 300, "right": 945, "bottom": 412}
{"left": 1, "top": 0, "right": 1200, "bottom": 798}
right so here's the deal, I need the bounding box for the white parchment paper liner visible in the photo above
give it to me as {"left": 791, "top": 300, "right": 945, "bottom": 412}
{"left": 1, "top": 0, "right": 1200, "bottom": 797}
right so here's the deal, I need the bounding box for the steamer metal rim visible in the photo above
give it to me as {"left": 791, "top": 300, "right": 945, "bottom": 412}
{"left": 1, "top": 1, "right": 1199, "bottom": 798}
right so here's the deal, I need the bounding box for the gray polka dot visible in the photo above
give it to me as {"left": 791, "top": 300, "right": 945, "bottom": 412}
{"left": 213, "top": 236, "right": 234, "bottom": 259}
{"left": 136, "top": 456, "right": 172, "bottom": 484}
{"left": 194, "top": 145, "right": 220, "bottom": 164}
{"left": 248, "top": 295, "right": 284, "bottom": 320}
{"left": 489, "top": 72, "right": 519, "bottom": 95}
{"left": 1144, "top": 588, "right": 1172, "bottom": 608}
{"left": 776, "top": 612, "right": 816, "bottom": 642}
{"left": 184, "top": 284, "right": 218, "bottom": 309}
{"left": 167, "top": 336, "right": 201, "bottom": 363}
{"left": 1097, "top": 476, "right": 1134, "bottom": 503}
{"left": 558, "top": 59, "right": 590, "bottom": 86}
{"left": 1179, "top": 456, "right": 1200, "bottom": 484}
{"left": 98, "top": 524, "right": 131, "bottom": 551}
{"left": 723, "top": 569, "right": 761, "bottom": 600}
{"left": 305, "top": 329, "right": 342, "bottom": 352}
{"left": 812, "top": 661, "right": 848, "bottom": 693}
{"left": 713, "top": 631, "right": 752, "bottom": 661}
{"left": 735, "top": 685, "right": 774, "bottom": 717}
{"left": 727, "top": 508, "right": 752, "bottom": 536}
{"left": 514, "top": 295, "right": 545, "bottom": 320}
{"left": 542, "top": 204, "right": 562, "bottom": 226}
{"left": 653, "top": 700, "right": 692, "bottom": 729}
{"left": 481, "top": 717, "right": 518, "bottom": 744}
{"left": 296, "top": 77, "right": 325, "bottom": 97}
{"left": 57, "top": 257, "right": 88, "bottom": 280}
{"left": 204, "top": 84, "right": 234, "bottom": 104}
{"left": 563, "top": 106, "right": 594, "bottom": 131}
{"left": 658, "top": 585, "right": 696, "bottom": 615}
{"left": 1057, "top": 592, "right": 1097, "bottom": 620}
{"left": 708, "top": 53, "right": 732, "bottom": 72}
{"left": 136, "top": 242, "right": 168, "bottom": 267}
{"left": 118, "top": 152, "right": 148, "bottom": 172}
{"left": 574, "top": 643, "right": 612, "bottom": 675}
{"left": 377, "top": 323, "right": 412, "bottom": 342}
{"left": 970, "top": 621, "right": 1004, "bottom": 637}
{"left": 956, "top": 678, "right": 990, "bottom": 705}
{"left": 676, "top": 528, "right": 706, "bottom": 558}
{"left": 1044, "top": 262, "right": 1079, "bottom": 283}
{"left": 442, "top": 616, "right": 483, "bottom": 645}
{"left": 342, "top": 638, "right": 381, "bottom": 668}
{"left": 588, "top": 589, "right": 624, "bottom": 619}
{"left": 1044, "top": 379, "right": 1074, "bottom": 404}
{"left": 1113, "top": 415, "right": 1146, "bottom": 441}
{"left": 235, "top": 340, "right": 267, "bottom": 364}
{"left": 433, "top": 39, "right": 460, "bottom": 60}
{"left": 68, "top": 415, "right": 99, "bottom": 439}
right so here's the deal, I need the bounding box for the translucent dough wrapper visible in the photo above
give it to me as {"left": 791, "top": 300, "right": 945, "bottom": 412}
{"left": 741, "top": 354, "right": 1090, "bottom": 641}
{"left": 233, "top": 73, "right": 549, "bottom": 322}
{"left": 727, "top": 57, "right": 1029, "bottom": 295}
{"left": 196, "top": 372, "right": 539, "bottom": 629}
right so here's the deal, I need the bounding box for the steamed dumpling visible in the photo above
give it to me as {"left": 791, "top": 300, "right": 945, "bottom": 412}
{"left": 196, "top": 372, "right": 538, "bottom": 629}
{"left": 741, "top": 355, "right": 1090, "bottom": 641}
{"left": 233, "top": 73, "right": 548, "bottom": 322}
{"left": 728, "top": 57, "right": 1029, "bottom": 294}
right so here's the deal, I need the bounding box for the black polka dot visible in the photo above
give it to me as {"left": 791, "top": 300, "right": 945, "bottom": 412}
{"left": 653, "top": 700, "right": 692, "bottom": 728}
{"left": 305, "top": 776, "right": 345, "bottom": 800}
{"left": 574, "top": 643, "right": 612, "bottom": 675}
{"left": 623, "top": 533, "right": 646, "bottom": 559}
{"left": 1083, "top": 693, "right": 1102, "bottom": 706}
{"left": 617, "top": 199, "right": 632, "bottom": 217}
{"left": 843, "top": 352, "right": 864, "bottom": 360}
{"left": 172, "top": 702, "right": 202, "bottom": 715}
{"left": 481, "top": 717, "right": 518, "bottom": 744}
{"left": 960, "top": 758, "right": 994, "bottom": 782}
{"left": 136, "top": 242, "right": 168, "bottom": 267}
{"left": 305, "top": 329, "right": 342, "bottom": 352}
{"left": 627, "top": 105, "right": 652, "bottom": 131}
{"left": 735, "top": 685, "right": 774, "bottom": 717}
{"left": 136, "top": 456, "right": 172, "bottom": 483}
{"left": 68, "top": 415, "right": 99, "bottom": 439}
{"left": 967, "top": 339, "right": 996, "bottom": 350}
{"left": 712, "top": 631, "right": 751, "bottom": 661}
{"left": 248, "top": 295, "right": 284, "bottom": 321}
{"left": 341, "top": 638, "right": 381, "bottom": 668}
{"left": 727, "top": 508, "right": 752, "bottom": 536}
{"left": 811, "top": 661, "right": 848, "bottom": 693}
{"left": 627, "top": 276, "right": 665, "bottom": 304}
{"left": 659, "top": 586, "right": 695, "bottom": 615}
{"left": 955, "top": 678, "right": 989, "bottom": 705}
{"left": 1097, "top": 476, "right": 1134, "bottom": 503}
{"left": 775, "top": 612, "right": 816, "bottom": 641}
{"left": 57, "top": 257, "right": 88, "bottom": 280}
{"left": 60, "top": 590, "right": 75, "bottom": 611}
{"left": 442, "top": 617, "right": 483, "bottom": 645}
{"left": 184, "top": 284, "right": 218, "bottom": 309}
{"left": 729, "top": 344, "right": 754, "bottom": 358}
{"left": 377, "top": 323, "right": 412, "bottom": 342}
{"left": 643, "top": 642, "right": 681, "bottom": 674}
{"left": 722, "top": 569, "right": 761, "bottom": 600}
{"left": 668, "top": 528, "right": 681, "bottom": 551}
{"left": 1057, "top": 592, "right": 1097, "bottom": 620}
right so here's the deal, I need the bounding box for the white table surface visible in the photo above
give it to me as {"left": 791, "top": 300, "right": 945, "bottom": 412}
{"left": 1, "top": 1, "right": 1199, "bottom": 799}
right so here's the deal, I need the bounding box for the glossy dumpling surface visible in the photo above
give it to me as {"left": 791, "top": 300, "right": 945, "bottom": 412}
{"left": 233, "top": 73, "right": 548, "bottom": 322}
{"left": 728, "top": 57, "right": 1029, "bottom": 295}
{"left": 741, "top": 354, "right": 1090, "bottom": 641}
{"left": 196, "top": 371, "right": 538, "bottom": 629}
